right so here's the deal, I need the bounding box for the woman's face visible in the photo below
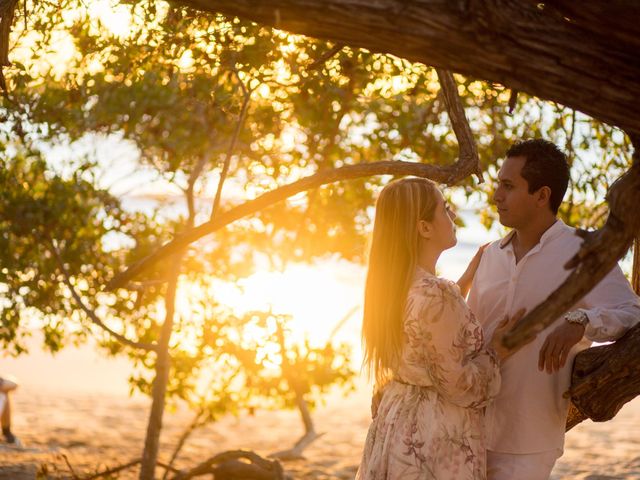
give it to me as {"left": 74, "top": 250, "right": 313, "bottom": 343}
{"left": 422, "top": 189, "right": 457, "bottom": 250}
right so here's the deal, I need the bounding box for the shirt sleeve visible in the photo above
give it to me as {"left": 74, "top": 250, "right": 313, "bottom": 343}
{"left": 580, "top": 264, "right": 640, "bottom": 342}
{"left": 412, "top": 279, "right": 501, "bottom": 409}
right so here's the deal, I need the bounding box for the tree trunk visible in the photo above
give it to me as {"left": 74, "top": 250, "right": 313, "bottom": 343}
{"left": 175, "top": 0, "right": 640, "bottom": 136}
{"left": 567, "top": 322, "right": 640, "bottom": 431}
{"left": 140, "top": 253, "right": 184, "bottom": 480}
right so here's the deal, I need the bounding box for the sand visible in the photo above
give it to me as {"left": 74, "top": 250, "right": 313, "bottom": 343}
{"left": 0, "top": 384, "right": 639, "bottom": 479}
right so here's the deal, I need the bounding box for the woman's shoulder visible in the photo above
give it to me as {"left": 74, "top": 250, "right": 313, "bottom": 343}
{"left": 405, "top": 270, "right": 468, "bottom": 323}
{"left": 410, "top": 269, "right": 462, "bottom": 302}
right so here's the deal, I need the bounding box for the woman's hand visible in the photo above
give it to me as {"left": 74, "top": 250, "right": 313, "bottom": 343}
{"left": 457, "top": 243, "right": 488, "bottom": 297}
{"left": 490, "top": 308, "right": 527, "bottom": 362}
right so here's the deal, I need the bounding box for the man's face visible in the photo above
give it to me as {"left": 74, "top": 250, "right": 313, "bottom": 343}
{"left": 493, "top": 156, "right": 539, "bottom": 228}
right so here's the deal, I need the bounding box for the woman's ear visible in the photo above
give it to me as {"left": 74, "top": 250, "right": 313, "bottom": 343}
{"left": 417, "top": 219, "right": 433, "bottom": 240}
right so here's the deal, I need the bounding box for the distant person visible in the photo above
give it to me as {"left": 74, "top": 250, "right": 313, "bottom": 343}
{"left": 468, "top": 139, "right": 640, "bottom": 479}
{"left": 0, "top": 376, "right": 21, "bottom": 446}
{"left": 356, "top": 178, "right": 523, "bottom": 479}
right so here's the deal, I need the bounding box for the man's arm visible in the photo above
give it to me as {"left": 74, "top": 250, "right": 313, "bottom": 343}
{"left": 538, "top": 264, "right": 640, "bottom": 373}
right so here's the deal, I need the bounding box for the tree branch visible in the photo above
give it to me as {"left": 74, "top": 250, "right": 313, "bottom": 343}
{"left": 186, "top": 155, "right": 209, "bottom": 225}
{"left": 174, "top": 0, "right": 640, "bottom": 136}
{"left": 307, "top": 42, "right": 345, "bottom": 71}
{"left": 566, "top": 322, "right": 640, "bottom": 431}
{"left": 78, "top": 459, "right": 142, "bottom": 480}
{"left": 47, "top": 239, "right": 158, "bottom": 353}
{"left": 161, "top": 410, "right": 206, "bottom": 480}
{"left": 107, "top": 158, "right": 476, "bottom": 290}
{"left": 211, "top": 69, "right": 252, "bottom": 220}
{"left": 503, "top": 138, "right": 640, "bottom": 349}
{"left": 435, "top": 69, "right": 483, "bottom": 183}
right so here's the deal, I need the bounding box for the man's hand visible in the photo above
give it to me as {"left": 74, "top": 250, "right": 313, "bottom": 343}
{"left": 538, "top": 322, "right": 586, "bottom": 374}
{"left": 490, "top": 308, "right": 528, "bottom": 362}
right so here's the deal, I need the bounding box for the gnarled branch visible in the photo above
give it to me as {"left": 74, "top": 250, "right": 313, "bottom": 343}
{"left": 435, "top": 69, "right": 482, "bottom": 183}
{"left": 566, "top": 322, "right": 640, "bottom": 431}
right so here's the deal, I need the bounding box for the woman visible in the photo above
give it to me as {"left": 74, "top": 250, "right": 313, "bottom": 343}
{"left": 357, "top": 178, "right": 518, "bottom": 480}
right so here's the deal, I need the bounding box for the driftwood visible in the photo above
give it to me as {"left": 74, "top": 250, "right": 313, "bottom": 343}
{"left": 172, "top": 450, "right": 284, "bottom": 480}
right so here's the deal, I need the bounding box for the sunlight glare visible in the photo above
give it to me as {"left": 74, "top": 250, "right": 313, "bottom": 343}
{"left": 236, "top": 263, "right": 363, "bottom": 346}
{"left": 90, "top": 1, "right": 133, "bottom": 39}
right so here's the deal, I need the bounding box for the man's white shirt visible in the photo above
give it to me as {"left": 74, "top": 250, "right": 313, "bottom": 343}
{"left": 468, "top": 219, "right": 640, "bottom": 454}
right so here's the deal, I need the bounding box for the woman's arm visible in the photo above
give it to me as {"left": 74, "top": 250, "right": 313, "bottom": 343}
{"left": 457, "top": 244, "right": 488, "bottom": 297}
{"left": 413, "top": 279, "right": 501, "bottom": 408}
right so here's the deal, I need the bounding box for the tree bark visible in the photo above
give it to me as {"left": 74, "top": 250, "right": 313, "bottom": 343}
{"left": 174, "top": 0, "right": 640, "bottom": 137}
{"left": 139, "top": 253, "right": 184, "bottom": 480}
{"left": 566, "top": 322, "right": 640, "bottom": 431}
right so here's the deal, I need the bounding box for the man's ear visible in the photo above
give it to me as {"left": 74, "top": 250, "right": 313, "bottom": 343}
{"left": 536, "top": 186, "right": 552, "bottom": 208}
{"left": 417, "top": 219, "right": 433, "bottom": 240}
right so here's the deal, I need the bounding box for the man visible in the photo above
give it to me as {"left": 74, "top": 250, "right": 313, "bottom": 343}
{"left": 468, "top": 139, "right": 640, "bottom": 480}
{"left": 0, "top": 376, "right": 21, "bottom": 446}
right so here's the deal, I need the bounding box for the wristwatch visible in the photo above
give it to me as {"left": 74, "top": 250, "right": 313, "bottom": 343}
{"left": 564, "top": 310, "right": 589, "bottom": 327}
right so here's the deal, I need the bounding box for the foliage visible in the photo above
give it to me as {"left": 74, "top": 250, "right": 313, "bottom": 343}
{"left": 0, "top": 149, "right": 164, "bottom": 355}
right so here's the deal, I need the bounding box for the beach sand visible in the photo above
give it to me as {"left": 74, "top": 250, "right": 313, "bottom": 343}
{"left": 0, "top": 384, "right": 638, "bottom": 480}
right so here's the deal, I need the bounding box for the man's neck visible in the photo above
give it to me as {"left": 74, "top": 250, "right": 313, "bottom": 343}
{"left": 513, "top": 216, "right": 558, "bottom": 263}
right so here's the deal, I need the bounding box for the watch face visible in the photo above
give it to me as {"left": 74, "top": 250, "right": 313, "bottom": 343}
{"left": 566, "top": 311, "right": 587, "bottom": 325}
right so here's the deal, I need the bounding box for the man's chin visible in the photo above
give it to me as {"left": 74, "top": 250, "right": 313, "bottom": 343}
{"left": 497, "top": 213, "right": 514, "bottom": 228}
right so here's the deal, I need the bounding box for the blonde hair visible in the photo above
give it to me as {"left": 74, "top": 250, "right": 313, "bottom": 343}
{"left": 362, "top": 177, "right": 439, "bottom": 387}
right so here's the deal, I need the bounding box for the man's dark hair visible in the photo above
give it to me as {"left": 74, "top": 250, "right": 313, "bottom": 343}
{"left": 506, "top": 139, "right": 570, "bottom": 214}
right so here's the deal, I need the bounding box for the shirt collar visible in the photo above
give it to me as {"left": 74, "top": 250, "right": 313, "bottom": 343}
{"left": 499, "top": 219, "right": 566, "bottom": 250}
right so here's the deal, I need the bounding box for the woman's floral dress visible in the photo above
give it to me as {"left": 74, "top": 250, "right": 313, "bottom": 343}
{"left": 357, "top": 268, "right": 501, "bottom": 480}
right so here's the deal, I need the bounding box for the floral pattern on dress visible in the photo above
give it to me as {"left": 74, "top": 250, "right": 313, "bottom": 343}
{"left": 357, "top": 269, "right": 501, "bottom": 480}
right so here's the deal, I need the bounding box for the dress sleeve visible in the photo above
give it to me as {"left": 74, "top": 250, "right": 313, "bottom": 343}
{"left": 580, "top": 264, "right": 640, "bottom": 342}
{"left": 410, "top": 279, "right": 501, "bottom": 408}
